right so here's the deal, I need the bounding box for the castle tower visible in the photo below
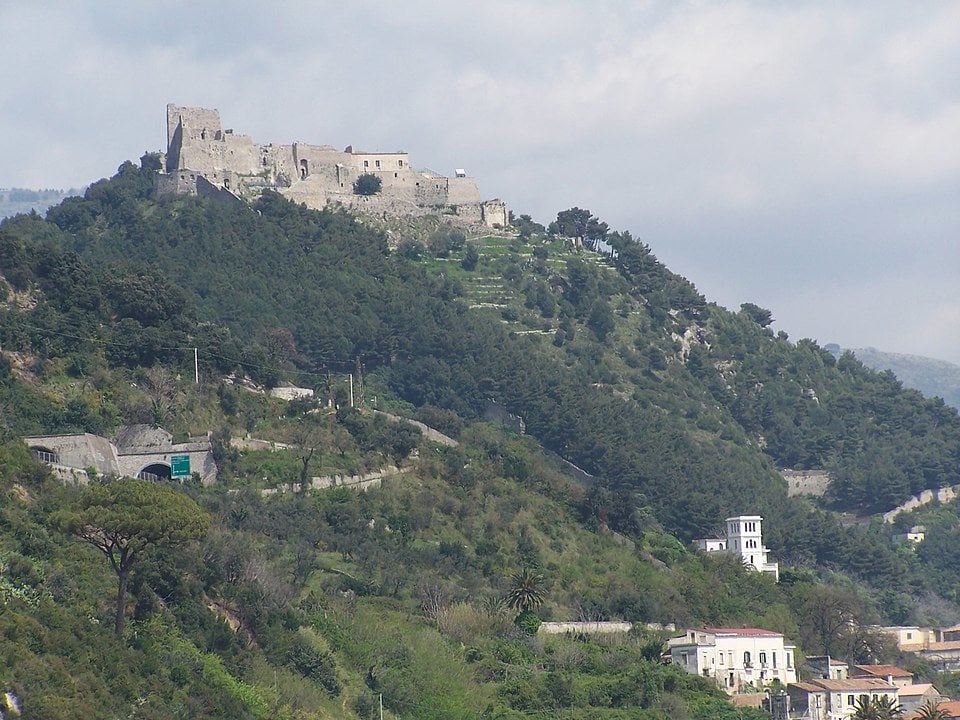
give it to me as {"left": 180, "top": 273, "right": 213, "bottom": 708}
{"left": 725, "top": 515, "right": 778, "bottom": 580}
{"left": 166, "top": 104, "right": 225, "bottom": 172}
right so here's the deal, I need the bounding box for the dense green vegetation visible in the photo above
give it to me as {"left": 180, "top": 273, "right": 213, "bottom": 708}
{"left": 2, "top": 159, "right": 960, "bottom": 716}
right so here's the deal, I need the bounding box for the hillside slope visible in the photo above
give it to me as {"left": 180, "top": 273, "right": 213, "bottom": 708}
{"left": 2, "top": 160, "right": 960, "bottom": 716}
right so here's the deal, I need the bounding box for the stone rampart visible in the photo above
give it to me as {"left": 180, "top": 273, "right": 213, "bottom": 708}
{"left": 538, "top": 621, "right": 676, "bottom": 636}
{"left": 414, "top": 175, "right": 450, "bottom": 206}
{"left": 196, "top": 176, "right": 245, "bottom": 206}
{"left": 446, "top": 177, "right": 482, "bottom": 205}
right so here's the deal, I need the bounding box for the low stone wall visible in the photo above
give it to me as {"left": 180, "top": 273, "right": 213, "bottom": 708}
{"left": 230, "top": 437, "right": 294, "bottom": 452}
{"left": 261, "top": 465, "right": 402, "bottom": 495}
{"left": 539, "top": 622, "right": 633, "bottom": 635}
{"left": 884, "top": 485, "right": 960, "bottom": 523}
{"left": 538, "top": 621, "right": 675, "bottom": 636}
{"left": 371, "top": 411, "right": 458, "bottom": 447}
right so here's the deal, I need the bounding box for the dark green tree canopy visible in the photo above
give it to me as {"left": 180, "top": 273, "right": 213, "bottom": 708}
{"left": 740, "top": 302, "right": 774, "bottom": 328}
{"left": 56, "top": 478, "right": 208, "bottom": 634}
{"left": 550, "top": 207, "right": 609, "bottom": 248}
{"left": 59, "top": 478, "right": 209, "bottom": 556}
{"left": 353, "top": 173, "right": 382, "bottom": 195}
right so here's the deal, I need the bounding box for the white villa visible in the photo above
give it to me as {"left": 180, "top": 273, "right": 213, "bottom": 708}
{"left": 667, "top": 627, "right": 797, "bottom": 694}
{"left": 696, "top": 515, "right": 779, "bottom": 581}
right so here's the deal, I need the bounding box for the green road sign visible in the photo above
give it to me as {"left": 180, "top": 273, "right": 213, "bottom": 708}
{"left": 171, "top": 455, "right": 191, "bottom": 478}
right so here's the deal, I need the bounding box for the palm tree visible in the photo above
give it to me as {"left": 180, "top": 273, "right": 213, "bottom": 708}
{"left": 914, "top": 700, "right": 950, "bottom": 720}
{"left": 505, "top": 568, "right": 545, "bottom": 613}
{"left": 852, "top": 695, "right": 904, "bottom": 720}
{"left": 852, "top": 695, "right": 881, "bottom": 720}
{"left": 875, "top": 695, "right": 903, "bottom": 720}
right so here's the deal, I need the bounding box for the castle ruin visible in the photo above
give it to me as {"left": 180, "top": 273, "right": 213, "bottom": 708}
{"left": 155, "top": 104, "right": 508, "bottom": 227}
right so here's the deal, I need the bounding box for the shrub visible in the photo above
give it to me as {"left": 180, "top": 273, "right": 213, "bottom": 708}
{"left": 396, "top": 239, "right": 424, "bottom": 260}
{"left": 461, "top": 244, "right": 480, "bottom": 271}
{"left": 5, "top": 553, "right": 42, "bottom": 587}
{"left": 428, "top": 229, "right": 466, "bottom": 258}
{"left": 288, "top": 635, "right": 341, "bottom": 696}
{"left": 437, "top": 602, "right": 511, "bottom": 644}
{"left": 513, "top": 610, "right": 541, "bottom": 635}
{"left": 414, "top": 406, "right": 465, "bottom": 438}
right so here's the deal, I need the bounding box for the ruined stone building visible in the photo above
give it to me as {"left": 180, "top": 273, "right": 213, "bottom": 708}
{"left": 155, "top": 104, "right": 508, "bottom": 227}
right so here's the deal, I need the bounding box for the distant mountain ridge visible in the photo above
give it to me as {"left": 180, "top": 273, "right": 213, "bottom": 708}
{"left": 849, "top": 347, "right": 960, "bottom": 409}
{"left": 0, "top": 187, "right": 82, "bottom": 219}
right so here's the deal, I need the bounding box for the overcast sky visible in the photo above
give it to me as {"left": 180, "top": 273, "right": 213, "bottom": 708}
{"left": 2, "top": 2, "right": 958, "bottom": 364}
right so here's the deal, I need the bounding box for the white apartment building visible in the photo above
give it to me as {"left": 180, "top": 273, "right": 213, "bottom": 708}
{"left": 668, "top": 628, "right": 797, "bottom": 693}
{"left": 695, "top": 515, "right": 779, "bottom": 581}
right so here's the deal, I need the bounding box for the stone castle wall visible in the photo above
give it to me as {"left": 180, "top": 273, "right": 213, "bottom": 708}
{"left": 157, "top": 104, "right": 506, "bottom": 226}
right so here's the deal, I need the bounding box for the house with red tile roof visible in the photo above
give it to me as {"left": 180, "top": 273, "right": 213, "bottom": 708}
{"left": 896, "top": 684, "right": 945, "bottom": 715}
{"left": 850, "top": 664, "right": 915, "bottom": 688}
{"left": 787, "top": 677, "right": 898, "bottom": 720}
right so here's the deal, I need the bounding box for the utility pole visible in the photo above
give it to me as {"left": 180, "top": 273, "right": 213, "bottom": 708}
{"left": 325, "top": 371, "right": 334, "bottom": 409}
{"left": 355, "top": 356, "right": 365, "bottom": 409}
{"left": 349, "top": 373, "right": 354, "bottom": 408}
{"left": 194, "top": 347, "right": 199, "bottom": 385}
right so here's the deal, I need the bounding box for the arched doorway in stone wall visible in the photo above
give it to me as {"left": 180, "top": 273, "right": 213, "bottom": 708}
{"left": 138, "top": 463, "right": 172, "bottom": 483}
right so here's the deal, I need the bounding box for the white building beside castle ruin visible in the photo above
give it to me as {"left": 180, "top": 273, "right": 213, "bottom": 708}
{"left": 155, "top": 104, "right": 508, "bottom": 227}
{"left": 695, "top": 515, "right": 779, "bottom": 581}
